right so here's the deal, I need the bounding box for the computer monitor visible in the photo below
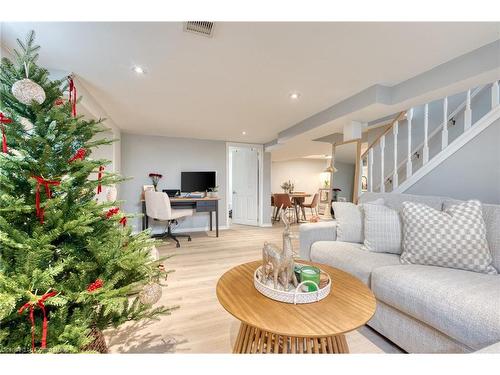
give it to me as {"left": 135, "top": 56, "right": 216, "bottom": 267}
{"left": 181, "top": 171, "right": 216, "bottom": 193}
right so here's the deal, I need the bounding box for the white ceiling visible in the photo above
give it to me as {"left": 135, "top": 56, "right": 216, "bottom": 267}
{"left": 1, "top": 22, "right": 499, "bottom": 149}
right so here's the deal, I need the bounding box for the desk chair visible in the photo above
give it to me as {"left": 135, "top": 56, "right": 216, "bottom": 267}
{"left": 144, "top": 190, "right": 194, "bottom": 248}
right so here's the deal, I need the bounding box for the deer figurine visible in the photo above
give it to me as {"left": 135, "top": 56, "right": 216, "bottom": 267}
{"left": 262, "top": 211, "right": 298, "bottom": 291}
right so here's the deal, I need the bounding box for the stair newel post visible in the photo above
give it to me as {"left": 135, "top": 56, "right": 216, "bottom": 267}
{"left": 380, "top": 135, "right": 385, "bottom": 193}
{"left": 406, "top": 108, "right": 413, "bottom": 179}
{"left": 464, "top": 89, "right": 472, "bottom": 131}
{"left": 423, "top": 103, "right": 429, "bottom": 165}
{"left": 392, "top": 121, "right": 398, "bottom": 189}
{"left": 492, "top": 81, "right": 499, "bottom": 109}
{"left": 442, "top": 96, "right": 449, "bottom": 150}
{"left": 368, "top": 148, "right": 373, "bottom": 193}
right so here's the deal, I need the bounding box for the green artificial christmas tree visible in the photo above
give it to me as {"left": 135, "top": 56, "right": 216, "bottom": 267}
{"left": 0, "top": 31, "right": 172, "bottom": 353}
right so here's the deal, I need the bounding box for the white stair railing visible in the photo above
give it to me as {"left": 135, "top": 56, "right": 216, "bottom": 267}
{"left": 361, "top": 80, "right": 499, "bottom": 194}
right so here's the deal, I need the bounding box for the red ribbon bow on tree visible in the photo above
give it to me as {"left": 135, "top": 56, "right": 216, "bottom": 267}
{"left": 18, "top": 291, "right": 58, "bottom": 352}
{"left": 32, "top": 176, "right": 60, "bottom": 224}
{"left": 68, "top": 76, "right": 77, "bottom": 117}
{"left": 119, "top": 216, "right": 127, "bottom": 227}
{"left": 68, "top": 148, "right": 86, "bottom": 163}
{"left": 0, "top": 113, "right": 13, "bottom": 153}
{"left": 97, "top": 166, "right": 104, "bottom": 194}
{"left": 105, "top": 207, "right": 127, "bottom": 227}
{"left": 87, "top": 279, "right": 104, "bottom": 292}
{"left": 106, "top": 207, "right": 120, "bottom": 218}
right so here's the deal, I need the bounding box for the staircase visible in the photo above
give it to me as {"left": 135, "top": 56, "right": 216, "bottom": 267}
{"left": 359, "top": 79, "right": 500, "bottom": 196}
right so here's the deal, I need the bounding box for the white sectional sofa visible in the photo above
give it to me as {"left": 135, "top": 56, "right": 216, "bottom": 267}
{"left": 299, "top": 192, "right": 500, "bottom": 353}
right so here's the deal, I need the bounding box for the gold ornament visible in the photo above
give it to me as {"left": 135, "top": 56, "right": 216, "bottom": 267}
{"left": 11, "top": 63, "right": 46, "bottom": 105}
{"left": 139, "top": 282, "right": 162, "bottom": 305}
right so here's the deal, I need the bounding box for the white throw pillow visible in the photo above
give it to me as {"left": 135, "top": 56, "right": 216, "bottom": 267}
{"left": 333, "top": 198, "right": 384, "bottom": 244}
{"left": 362, "top": 204, "right": 402, "bottom": 254}
{"left": 400, "top": 200, "right": 497, "bottom": 274}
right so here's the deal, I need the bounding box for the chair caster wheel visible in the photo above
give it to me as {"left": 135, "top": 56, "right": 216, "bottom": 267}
{"left": 176, "top": 243, "right": 180, "bottom": 248}
{"left": 188, "top": 237, "right": 192, "bottom": 242}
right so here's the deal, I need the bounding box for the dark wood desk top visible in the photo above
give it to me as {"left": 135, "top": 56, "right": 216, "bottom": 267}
{"left": 140, "top": 197, "right": 220, "bottom": 202}
{"left": 170, "top": 197, "right": 220, "bottom": 202}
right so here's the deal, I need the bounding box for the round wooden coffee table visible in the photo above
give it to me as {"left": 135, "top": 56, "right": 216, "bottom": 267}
{"left": 216, "top": 260, "right": 376, "bottom": 354}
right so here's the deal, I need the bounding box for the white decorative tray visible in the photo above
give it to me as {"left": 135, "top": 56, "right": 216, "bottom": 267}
{"left": 253, "top": 263, "right": 331, "bottom": 304}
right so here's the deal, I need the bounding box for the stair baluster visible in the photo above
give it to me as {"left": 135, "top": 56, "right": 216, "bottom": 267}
{"left": 368, "top": 148, "right": 373, "bottom": 192}
{"left": 380, "top": 135, "right": 385, "bottom": 193}
{"left": 406, "top": 108, "right": 413, "bottom": 179}
{"left": 423, "top": 104, "right": 429, "bottom": 165}
{"left": 492, "top": 81, "right": 499, "bottom": 109}
{"left": 442, "top": 97, "right": 449, "bottom": 150}
{"left": 464, "top": 89, "right": 472, "bottom": 130}
{"left": 392, "top": 121, "right": 398, "bottom": 189}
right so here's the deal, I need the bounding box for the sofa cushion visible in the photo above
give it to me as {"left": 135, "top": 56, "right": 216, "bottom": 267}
{"left": 400, "top": 200, "right": 497, "bottom": 274}
{"left": 310, "top": 241, "right": 401, "bottom": 286}
{"left": 444, "top": 201, "right": 500, "bottom": 272}
{"left": 371, "top": 265, "right": 500, "bottom": 350}
{"left": 482, "top": 204, "right": 500, "bottom": 272}
{"left": 362, "top": 203, "right": 402, "bottom": 254}
{"left": 332, "top": 202, "right": 364, "bottom": 243}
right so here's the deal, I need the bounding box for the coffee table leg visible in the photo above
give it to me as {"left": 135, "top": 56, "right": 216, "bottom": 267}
{"left": 233, "top": 323, "right": 349, "bottom": 354}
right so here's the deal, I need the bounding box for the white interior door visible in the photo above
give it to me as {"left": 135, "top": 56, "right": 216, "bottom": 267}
{"left": 231, "top": 147, "right": 259, "bottom": 226}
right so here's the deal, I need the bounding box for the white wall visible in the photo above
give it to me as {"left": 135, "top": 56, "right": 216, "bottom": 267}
{"left": 271, "top": 159, "right": 326, "bottom": 195}
{"left": 406, "top": 117, "right": 500, "bottom": 204}
{"left": 120, "top": 133, "right": 227, "bottom": 233}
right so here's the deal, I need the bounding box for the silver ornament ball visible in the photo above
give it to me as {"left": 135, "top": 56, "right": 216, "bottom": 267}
{"left": 11, "top": 79, "right": 46, "bottom": 105}
{"left": 139, "top": 282, "right": 162, "bottom": 305}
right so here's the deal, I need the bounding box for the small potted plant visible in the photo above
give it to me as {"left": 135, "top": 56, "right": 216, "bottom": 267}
{"left": 208, "top": 186, "right": 219, "bottom": 198}
{"left": 280, "top": 180, "right": 295, "bottom": 194}
{"left": 148, "top": 173, "right": 163, "bottom": 191}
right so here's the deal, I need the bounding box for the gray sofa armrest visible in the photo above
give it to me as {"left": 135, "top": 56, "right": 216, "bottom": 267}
{"left": 299, "top": 221, "right": 337, "bottom": 260}
{"left": 475, "top": 342, "right": 500, "bottom": 353}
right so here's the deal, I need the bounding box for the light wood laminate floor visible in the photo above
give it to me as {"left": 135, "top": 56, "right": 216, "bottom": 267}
{"left": 105, "top": 222, "right": 402, "bottom": 353}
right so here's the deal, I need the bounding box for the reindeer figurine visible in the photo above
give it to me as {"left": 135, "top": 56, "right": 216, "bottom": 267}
{"left": 262, "top": 211, "right": 298, "bottom": 291}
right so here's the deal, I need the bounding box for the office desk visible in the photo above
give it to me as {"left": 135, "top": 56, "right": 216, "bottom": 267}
{"left": 142, "top": 197, "right": 220, "bottom": 237}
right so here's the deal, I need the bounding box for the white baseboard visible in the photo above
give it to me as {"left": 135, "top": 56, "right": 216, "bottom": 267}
{"left": 159, "top": 225, "right": 229, "bottom": 234}
{"left": 133, "top": 225, "right": 229, "bottom": 235}
{"left": 260, "top": 223, "right": 273, "bottom": 227}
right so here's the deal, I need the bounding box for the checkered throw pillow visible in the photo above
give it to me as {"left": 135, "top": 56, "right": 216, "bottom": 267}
{"left": 400, "top": 200, "right": 497, "bottom": 274}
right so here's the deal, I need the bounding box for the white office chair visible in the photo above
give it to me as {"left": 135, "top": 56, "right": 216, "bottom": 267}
{"left": 144, "top": 190, "right": 194, "bottom": 248}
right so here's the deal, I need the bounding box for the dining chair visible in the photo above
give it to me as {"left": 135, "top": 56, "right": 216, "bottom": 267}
{"left": 300, "top": 193, "right": 320, "bottom": 217}
{"left": 272, "top": 193, "right": 295, "bottom": 223}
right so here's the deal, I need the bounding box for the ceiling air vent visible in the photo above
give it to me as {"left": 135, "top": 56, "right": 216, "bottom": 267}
{"left": 184, "top": 21, "right": 214, "bottom": 37}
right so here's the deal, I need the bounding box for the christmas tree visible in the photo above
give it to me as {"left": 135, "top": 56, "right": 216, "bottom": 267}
{"left": 0, "top": 31, "right": 172, "bottom": 353}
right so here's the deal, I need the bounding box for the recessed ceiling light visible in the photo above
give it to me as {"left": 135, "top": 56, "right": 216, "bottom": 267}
{"left": 289, "top": 92, "right": 300, "bottom": 100}
{"left": 132, "top": 66, "right": 145, "bottom": 74}
{"left": 242, "top": 131, "right": 247, "bottom": 135}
